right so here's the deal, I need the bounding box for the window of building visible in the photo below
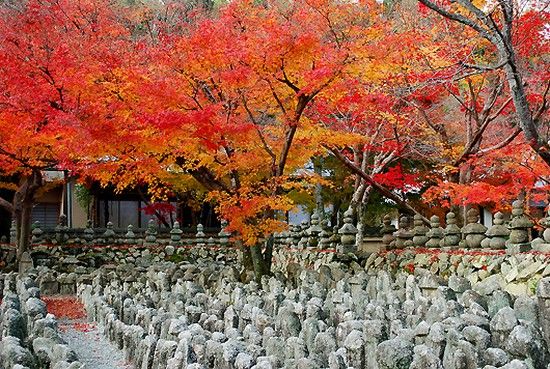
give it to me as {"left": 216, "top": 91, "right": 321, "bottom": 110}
{"left": 31, "top": 203, "right": 60, "bottom": 228}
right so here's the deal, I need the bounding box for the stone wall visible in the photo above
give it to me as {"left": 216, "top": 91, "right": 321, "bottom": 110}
{"left": 272, "top": 248, "right": 550, "bottom": 297}
{"left": 4, "top": 244, "right": 549, "bottom": 301}
{"left": 0, "top": 273, "right": 85, "bottom": 369}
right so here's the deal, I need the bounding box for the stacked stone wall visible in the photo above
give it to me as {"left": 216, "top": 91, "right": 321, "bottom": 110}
{"left": 272, "top": 248, "right": 550, "bottom": 297}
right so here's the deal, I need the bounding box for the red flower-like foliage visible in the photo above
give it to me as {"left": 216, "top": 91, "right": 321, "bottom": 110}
{"left": 43, "top": 296, "right": 87, "bottom": 320}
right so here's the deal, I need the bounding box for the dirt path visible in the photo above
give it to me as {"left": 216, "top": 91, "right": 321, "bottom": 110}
{"left": 44, "top": 296, "right": 133, "bottom": 369}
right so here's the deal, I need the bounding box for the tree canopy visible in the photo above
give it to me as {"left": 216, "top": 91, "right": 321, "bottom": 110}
{"left": 0, "top": 0, "right": 548, "bottom": 275}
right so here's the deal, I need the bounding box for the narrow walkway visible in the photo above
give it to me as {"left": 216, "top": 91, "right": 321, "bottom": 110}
{"left": 44, "top": 296, "right": 133, "bottom": 369}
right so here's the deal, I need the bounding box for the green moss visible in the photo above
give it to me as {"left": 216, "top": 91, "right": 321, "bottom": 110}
{"left": 167, "top": 253, "right": 186, "bottom": 263}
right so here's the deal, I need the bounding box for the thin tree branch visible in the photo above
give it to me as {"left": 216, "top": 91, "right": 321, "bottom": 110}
{"left": 326, "top": 145, "right": 429, "bottom": 223}
{"left": 0, "top": 196, "right": 14, "bottom": 214}
{"left": 418, "top": 0, "right": 496, "bottom": 42}
{"left": 478, "top": 128, "right": 521, "bottom": 155}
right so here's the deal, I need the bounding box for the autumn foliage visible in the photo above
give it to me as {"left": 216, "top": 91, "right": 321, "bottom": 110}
{"left": 43, "top": 296, "right": 87, "bottom": 320}
{"left": 0, "top": 0, "right": 548, "bottom": 274}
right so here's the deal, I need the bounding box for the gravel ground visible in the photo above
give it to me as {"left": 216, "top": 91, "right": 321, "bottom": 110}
{"left": 60, "top": 319, "right": 134, "bottom": 369}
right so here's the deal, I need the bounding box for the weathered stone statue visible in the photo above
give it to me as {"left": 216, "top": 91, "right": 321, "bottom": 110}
{"left": 338, "top": 209, "right": 357, "bottom": 254}
{"left": 218, "top": 219, "right": 231, "bottom": 246}
{"left": 169, "top": 221, "right": 183, "bottom": 247}
{"left": 381, "top": 215, "right": 396, "bottom": 249}
{"left": 412, "top": 214, "right": 429, "bottom": 247}
{"left": 195, "top": 223, "right": 206, "bottom": 247}
{"left": 392, "top": 216, "right": 414, "bottom": 249}
{"left": 55, "top": 214, "right": 69, "bottom": 244}
{"left": 441, "top": 212, "right": 461, "bottom": 248}
{"left": 144, "top": 219, "right": 158, "bottom": 246}
{"left": 83, "top": 220, "right": 95, "bottom": 244}
{"left": 506, "top": 200, "right": 533, "bottom": 253}
{"left": 481, "top": 212, "right": 509, "bottom": 249}
{"left": 425, "top": 215, "right": 443, "bottom": 248}
{"left": 330, "top": 225, "right": 340, "bottom": 250}
{"left": 462, "top": 208, "right": 487, "bottom": 248}
{"left": 307, "top": 212, "right": 323, "bottom": 248}
{"left": 318, "top": 219, "right": 332, "bottom": 250}
{"left": 19, "top": 251, "right": 34, "bottom": 274}
{"left": 103, "top": 221, "right": 116, "bottom": 244}
{"left": 300, "top": 298, "right": 326, "bottom": 355}
{"left": 31, "top": 221, "right": 44, "bottom": 245}
{"left": 532, "top": 208, "right": 550, "bottom": 252}
{"left": 298, "top": 220, "right": 310, "bottom": 249}
{"left": 125, "top": 224, "right": 137, "bottom": 244}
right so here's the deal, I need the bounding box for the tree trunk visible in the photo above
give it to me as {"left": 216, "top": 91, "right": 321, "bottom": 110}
{"left": 331, "top": 198, "right": 342, "bottom": 228}
{"left": 355, "top": 188, "right": 372, "bottom": 247}
{"left": 239, "top": 242, "right": 254, "bottom": 271}
{"left": 503, "top": 60, "right": 550, "bottom": 166}
{"left": 250, "top": 243, "right": 270, "bottom": 282}
{"left": 12, "top": 170, "right": 43, "bottom": 264}
{"left": 16, "top": 201, "right": 33, "bottom": 261}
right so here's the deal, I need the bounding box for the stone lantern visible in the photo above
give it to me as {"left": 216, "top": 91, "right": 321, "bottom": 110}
{"left": 506, "top": 200, "right": 533, "bottom": 253}
{"left": 462, "top": 208, "right": 487, "bottom": 248}
{"left": 338, "top": 209, "right": 358, "bottom": 254}
{"left": 481, "top": 212, "right": 510, "bottom": 249}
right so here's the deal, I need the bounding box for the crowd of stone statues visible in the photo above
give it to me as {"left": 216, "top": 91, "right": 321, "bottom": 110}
{"left": 3, "top": 218, "right": 232, "bottom": 252}
{"left": 1, "top": 197, "right": 549, "bottom": 369}
{"left": 75, "top": 259, "right": 550, "bottom": 369}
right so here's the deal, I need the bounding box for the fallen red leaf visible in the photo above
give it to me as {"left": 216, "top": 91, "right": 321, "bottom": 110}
{"left": 42, "top": 296, "right": 87, "bottom": 320}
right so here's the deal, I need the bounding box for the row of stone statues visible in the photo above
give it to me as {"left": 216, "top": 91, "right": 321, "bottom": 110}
{"left": 382, "top": 200, "right": 549, "bottom": 253}
{"left": 4, "top": 199, "right": 549, "bottom": 254}
{"left": 272, "top": 209, "right": 359, "bottom": 254}
{"left": 273, "top": 199, "right": 550, "bottom": 254}
{"left": 7, "top": 218, "right": 232, "bottom": 247}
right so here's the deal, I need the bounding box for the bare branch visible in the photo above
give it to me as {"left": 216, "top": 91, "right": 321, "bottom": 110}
{"left": 242, "top": 97, "right": 277, "bottom": 169}
{"left": 478, "top": 128, "right": 521, "bottom": 155}
{"left": 266, "top": 79, "right": 287, "bottom": 115}
{"left": 326, "top": 145, "right": 429, "bottom": 223}
{"left": 460, "top": 59, "right": 507, "bottom": 71}
{"left": 418, "top": 0, "right": 496, "bottom": 42}
{"left": 0, "top": 196, "right": 13, "bottom": 214}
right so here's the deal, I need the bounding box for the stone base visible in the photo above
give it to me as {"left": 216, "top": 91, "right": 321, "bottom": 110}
{"left": 336, "top": 244, "right": 357, "bottom": 254}
{"left": 533, "top": 243, "right": 550, "bottom": 253}
{"left": 506, "top": 243, "right": 531, "bottom": 254}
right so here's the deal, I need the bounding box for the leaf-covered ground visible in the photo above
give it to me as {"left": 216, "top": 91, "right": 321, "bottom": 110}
{"left": 44, "top": 296, "right": 133, "bottom": 369}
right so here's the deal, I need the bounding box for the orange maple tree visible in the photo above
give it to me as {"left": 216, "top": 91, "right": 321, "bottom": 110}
{"left": 76, "top": 0, "right": 408, "bottom": 278}
{"left": 0, "top": 0, "right": 135, "bottom": 259}
{"left": 407, "top": 0, "right": 550, "bottom": 210}
{"left": 1, "top": 0, "right": 547, "bottom": 277}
